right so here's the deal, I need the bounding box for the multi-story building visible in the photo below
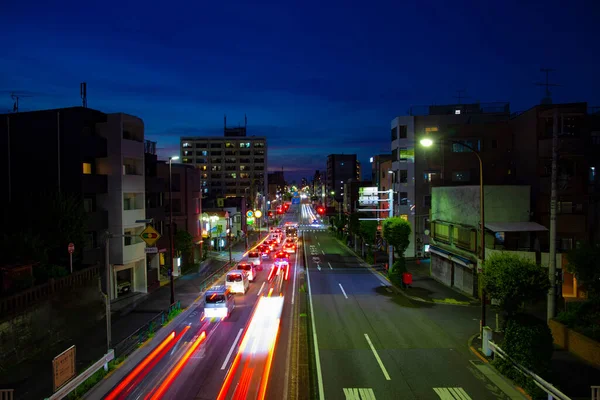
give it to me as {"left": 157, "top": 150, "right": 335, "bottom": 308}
{"left": 1, "top": 107, "right": 109, "bottom": 267}
{"left": 96, "top": 112, "right": 148, "bottom": 301}
{"left": 391, "top": 102, "right": 512, "bottom": 258}
{"left": 267, "top": 171, "right": 285, "bottom": 206}
{"left": 180, "top": 123, "right": 267, "bottom": 212}
{"left": 326, "top": 154, "right": 359, "bottom": 203}
{"left": 370, "top": 154, "right": 393, "bottom": 189}
{"left": 343, "top": 180, "right": 373, "bottom": 214}
{"left": 157, "top": 162, "right": 202, "bottom": 263}
{"left": 144, "top": 140, "right": 165, "bottom": 288}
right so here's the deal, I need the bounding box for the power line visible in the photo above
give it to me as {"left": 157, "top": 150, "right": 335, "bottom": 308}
{"left": 535, "top": 68, "right": 560, "bottom": 104}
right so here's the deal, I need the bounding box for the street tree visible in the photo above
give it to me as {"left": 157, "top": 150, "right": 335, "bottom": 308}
{"left": 359, "top": 220, "right": 378, "bottom": 244}
{"left": 566, "top": 242, "right": 600, "bottom": 298}
{"left": 382, "top": 217, "right": 411, "bottom": 257}
{"left": 482, "top": 253, "right": 550, "bottom": 321}
{"left": 348, "top": 213, "right": 361, "bottom": 237}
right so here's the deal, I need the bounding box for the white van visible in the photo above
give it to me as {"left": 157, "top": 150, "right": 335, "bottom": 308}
{"left": 237, "top": 262, "right": 257, "bottom": 282}
{"left": 204, "top": 285, "right": 234, "bottom": 319}
{"left": 226, "top": 270, "right": 250, "bottom": 294}
{"left": 247, "top": 251, "right": 261, "bottom": 266}
{"left": 270, "top": 232, "right": 282, "bottom": 244}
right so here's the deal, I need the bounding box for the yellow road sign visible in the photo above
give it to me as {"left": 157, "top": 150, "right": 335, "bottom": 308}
{"left": 140, "top": 225, "right": 161, "bottom": 246}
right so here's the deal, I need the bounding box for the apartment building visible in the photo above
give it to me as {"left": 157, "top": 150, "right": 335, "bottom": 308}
{"left": 326, "top": 154, "right": 360, "bottom": 203}
{"left": 144, "top": 140, "right": 165, "bottom": 288}
{"left": 96, "top": 113, "right": 149, "bottom": 301}
{"left": 180, "top": 123, "right": 268, "bottom": 212}
{"left": 390, "top": 102, "right": 512, "bottom": 258}
{"left": 1, "top": 107, "right": 109, "bottom": 267}
{"left": 370, "top": 154, "right": 393, "bottom": 190}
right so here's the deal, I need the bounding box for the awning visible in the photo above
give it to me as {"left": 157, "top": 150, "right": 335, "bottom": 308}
{"left": 485, "top": 222, "right": 548, "bottom": 232}
{"left": 429, "top": 245, "right": 475, "bottom": 269}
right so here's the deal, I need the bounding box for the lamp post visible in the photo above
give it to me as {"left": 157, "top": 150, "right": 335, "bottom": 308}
{"left": 168, "top": 156, "right": 179, "bottom": 306}
{"left": 420, "top": 138, "right": 487, "bottom": 334}
{"left": 387, "top": 170, "right": 396, "bottom": 217}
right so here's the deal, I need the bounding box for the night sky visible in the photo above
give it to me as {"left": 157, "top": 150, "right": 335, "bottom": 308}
{"left": 2, "top": 0, "right": 599, "bottom": 182}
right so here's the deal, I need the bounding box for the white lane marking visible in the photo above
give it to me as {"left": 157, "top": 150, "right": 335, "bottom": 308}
{"left": 317, "top": 264, "right": 321, "bottom": 271}
{"left": 433, "top": 387, "right": 472, "bottom": 400}
{"left": 220, "top": 328, "right": 244, "bottom": 370}
{"left": 257, "top": 281, "right": 266, "bottom": 296}
{"left": 343, "top": 388, "right": 376, "bottom": 400}
{"left": 305, "top": 237, "right": 325, "bottom": 400}
{"left": 322, "top": 250, "right": 325, "bottom": 255}
{"left": 291, "top": 246, "right": 298, "bottom": 304}
{"left": 328, "top": 262, "right": 333, "bottom": 270}
{"left": 364, "top": 334, "right": 391, "bottom": 380}
{"left": 339, "top": 283, "right": 348, "bottom": 299}
{"left": 318, "top": 242, "right": 321, "bottom": 246}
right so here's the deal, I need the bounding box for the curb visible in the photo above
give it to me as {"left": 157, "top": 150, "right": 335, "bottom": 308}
{"left": 332, "top": 237, "right": 478, "bottom": 307}
{"left": 467, "top": 333, "right": 532, "bottom": 400}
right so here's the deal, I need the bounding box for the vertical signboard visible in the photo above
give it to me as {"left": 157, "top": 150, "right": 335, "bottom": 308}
{"left": 53, "top": 345, "right": 76, "bottom": 392}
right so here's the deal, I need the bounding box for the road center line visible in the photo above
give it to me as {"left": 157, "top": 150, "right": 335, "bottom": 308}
{"left": 364, "top": 334, "right": 391, "bottom": 380}
{"left": 220, "top": 328, "right": 243, "bottom": 370}
{"left": 318, "top": 242, "right": 321, "bottom": 246}
{"left": 291, "top": 247, "right": 298, "bottom": 304}
{"left": 321, "top": 250, "right": 325, "bottom": 255}
{"left": 305, "top": 235, "right": 326, "bottom": 400}
{"left": 338, "top": 283, "right": 348, "bottom": 299}
{"left": 328, "top": 262, "right": 333, "bottom": 269}
{"left": 257, "top": 281, "right": 266, "bottom": 296}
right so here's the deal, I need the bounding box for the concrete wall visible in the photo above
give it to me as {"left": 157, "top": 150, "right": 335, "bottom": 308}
{"left": 431, "top": 185, "right": 532, "bottom": 227}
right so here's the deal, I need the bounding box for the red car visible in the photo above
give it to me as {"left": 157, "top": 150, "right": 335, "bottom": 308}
{"left": 283, "top": 242, "right": 296, "bottom": 253}
{"left": 257, "top": 245, "right": 271, "bottom": 258}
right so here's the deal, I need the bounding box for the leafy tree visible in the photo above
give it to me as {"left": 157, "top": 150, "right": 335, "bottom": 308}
{"left": 348, "top": 213, "right": 361, "bottom": 236}
{"left": 382, "top": 217, "right": 411, "bottom": 257}
{"left": 311, "top": 196, "right": 319, "bottom": 202}
{"left": 282, "top": 193, "right": 292, "bottom": 201}
{"left": 174, "top": 230, "right": 194, "bottom": 261}
{"left": 566, "top": 242, "right": 600, "bottom": 298}
{"left": 482, "top": 253, "right": 550, "bottom": 321}
{"left": 359, "top": 220, "right": 378, "bottom": 244}
{"left": 334, "top": 213, "right": 347, "bottom": 232}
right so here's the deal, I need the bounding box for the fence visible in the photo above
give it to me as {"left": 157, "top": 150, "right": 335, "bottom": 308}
{"left": 113, "top": 261, "right": 233, "bottom": 358}
{"left": 0, "top": 390, "right": 14, "bottom": 400}
{"left": 485, "top": 337, "right": 572, "bottom": 400}
{"left": 0, "top": 266, "right": 100, "bottom": 316}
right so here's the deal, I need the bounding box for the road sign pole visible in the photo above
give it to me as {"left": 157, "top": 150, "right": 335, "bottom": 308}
{"left": 69, "top": 253, "right": 73, "bottom": 274}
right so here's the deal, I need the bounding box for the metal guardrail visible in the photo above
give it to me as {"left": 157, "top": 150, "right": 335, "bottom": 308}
{"left": 593, "top": 386, "right": 600, "bottom": 400}
{"left": 44, "top": 350, "right": 114, "bottom": 400}
{"left": 487, "top": 340, "right": 572, "bottom": 400}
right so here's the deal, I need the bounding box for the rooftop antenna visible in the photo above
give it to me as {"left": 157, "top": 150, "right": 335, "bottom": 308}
{"left": 9, "top": 91, "right": 34, "bottom": 113}
{"left": 80, "top": 82, "right": 87, "bottom": 108}
{"left": 454, "top": 89, "right": 470, "bottom": 105}
{"left": 224, "top": 114, "right": 227, "bottom": 129}
{"left": 536, "top": 68, "right": 559, "bottom": 105}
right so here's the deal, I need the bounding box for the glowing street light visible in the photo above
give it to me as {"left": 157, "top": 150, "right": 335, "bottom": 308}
{"left": 420, "top": 138, "right": 433, "bottom": 147}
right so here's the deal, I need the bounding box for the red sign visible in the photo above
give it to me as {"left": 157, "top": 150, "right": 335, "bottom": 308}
{"left": 68, "top": 243, "right": 75, "bottom": 254}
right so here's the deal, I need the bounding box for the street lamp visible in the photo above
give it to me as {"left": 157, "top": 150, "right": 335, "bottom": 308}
{"left": 168, "top": 155, "right": 179, "bottom": 306}
{"left": 420, "top": 137, "right": 487, "bottom": 334}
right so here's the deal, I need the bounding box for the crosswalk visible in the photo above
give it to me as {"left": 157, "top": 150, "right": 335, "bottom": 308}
{"left": 341, "top": 387, "right": 472, "bottom": 400}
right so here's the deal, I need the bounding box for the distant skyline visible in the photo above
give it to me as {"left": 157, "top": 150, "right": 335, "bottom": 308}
{"left": 1, "top": 0, "right": 599, "bottom": 182}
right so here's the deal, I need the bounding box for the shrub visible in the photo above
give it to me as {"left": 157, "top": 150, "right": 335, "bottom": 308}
{"left": 388, "top": 260, "right": 407, "bottom": 287}
{"left": 555, "top": 298, "right": 600, "bottom": 341}
{"left": 494, "top": 313, "right": 553, "bottom": 400}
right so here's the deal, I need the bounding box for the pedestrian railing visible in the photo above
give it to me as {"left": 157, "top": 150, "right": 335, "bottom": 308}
{"left": 0, "top": 389, "right": 14, "bottom": 400}
{"left": 486, "top": 338, "right": 571, "bottom": 400}
{"left": 592, "top": 386, "right": 600, "bottom": 400}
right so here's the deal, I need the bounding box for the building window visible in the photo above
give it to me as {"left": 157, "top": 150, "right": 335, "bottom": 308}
{"left": 240, "top": 142, "right": 250, "bottom": 148}
{"left": 171, "top": 199, "right": 182, "bottom": 213}
{"left": 452, "top": 140, "right": 481, "bottom": 153}
{"left": 84, "top": 231, "right": 98, "bottom": 250}
{"left": 399, "top": 170, "right": 408, "bottom": 183}
{"left": 83, "top": 163, "right": 92, "bottom": 174}
{"left": 400, "top": 192, "right": 408, "bottom": 205}
{"left": 452, "top": 171, "right": 471, "bottom": 182}
{"left": 195, "top": 143, "right": 207, "bottom": 148}
{"left": 391, "top": 127, "right": 397, "bottom": 141}
{"left": 254, "top": 142, "right": 265, "bottom": 148}
{"left": 423, "top": 195, "right": 431, "bottom": 207}
{"left": 399, "top": 125, "right": 407, "bottom": 138}
{"left": 83, "top": 197, "right": 95, "bottom": 212}
{"left": 491, "top": 139, "right": 497, "bottom": 149}
{"left": 455, "top": 109, "right": 461, "bottom": 115}
{"left": 592, "top": 133, "right": 600, "bottom": 145}
{"left": 590, "top": 167, "right": 596, "bottom": 183}
{"left": 123, "top": 193, "right": 143, "bottom": 210}
{"left": 560, "top": 238, "right": 573, "bottom": 251}
{"left": 183, "top": 142, "right": 192, "bottom": 148}
{"left": 210, "top": 143, "right": 222, "bottom": 148}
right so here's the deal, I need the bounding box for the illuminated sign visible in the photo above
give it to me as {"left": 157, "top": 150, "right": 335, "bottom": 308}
{"left": 246, "top": 210, "right": 254, "bottom": 218}
{"left": 254, "top": 210, "right": 263, "bottom": 218}
{"left": 247, "top": 217, "right": 255, "bottom": 225}
{"left": 358, "top": 187, "right": 379, "bottom": 206}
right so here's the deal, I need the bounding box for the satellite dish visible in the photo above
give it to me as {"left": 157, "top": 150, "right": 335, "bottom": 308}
{"left": 424, "top": 229, "right": 430, "bottom": 236}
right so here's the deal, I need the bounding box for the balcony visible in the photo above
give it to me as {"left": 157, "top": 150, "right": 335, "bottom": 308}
{"left": 122, "top": 241, "right": 145, "bottom": 265}
{"left": 85, "top": 210, "right": 108, "bottom": 231}
{"left": 123, "top": 209, "right": 145, "bottom": 227}
{"left": 123, "top": 174, "right": 144, "bottom": 192}
{"left": 82, "top": 174, "right": 108, "bottom": 194}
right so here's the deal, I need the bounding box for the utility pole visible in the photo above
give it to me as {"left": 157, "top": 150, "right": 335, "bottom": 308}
{"left": 227, "top": 213, "right": 233, "bottom": 264}
{"left": 548, "top": 108, "right": 559, "bottom": 320}
{"left": 388, "top": 189, "right": 394, "bottom": 271}
{"left": 104, "top": 233, "right": 112, "bottom": 351}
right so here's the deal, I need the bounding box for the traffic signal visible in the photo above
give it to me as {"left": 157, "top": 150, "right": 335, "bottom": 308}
{"left": 317, "top": 207, "right": 325, "bottom": 215}
{"left": 268, "top": 211, "right": 273, "bottom": 217}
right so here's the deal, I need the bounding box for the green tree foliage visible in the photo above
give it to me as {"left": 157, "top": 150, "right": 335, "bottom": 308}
{"left": 282, "top": 192, "right": 292, "bottom": 201}
{"left": 335, "top": 213, "right": 347, "bottom": 232}
{"left": 174, "top": 230, "right": 194, "bottom": 259}
{"left": 3, "top": 192, "right": 87, "bottom": 268}
{"left": 566, "top": 243, "right": 600, "bottom": 297}
{"left": 494, "top": 314, "right": 553, "bottom": 399}
{"left": 382, "top": 217, "right": 411, "bottom": 257}
{"left": 482, "top": 253, "right": 550, "bottom": 321}
{"left": 359, "top": 220, "right": 378, "bottom": 244}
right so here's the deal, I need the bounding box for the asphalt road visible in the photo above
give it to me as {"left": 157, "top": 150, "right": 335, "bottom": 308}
{"left": 301, "top": 205, "right": 514, "bottom": 400}
{"left": 86, "top": 210, "right": 300, "bottom": 400}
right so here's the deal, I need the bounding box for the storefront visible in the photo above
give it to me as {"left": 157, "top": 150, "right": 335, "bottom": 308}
{"left": 429, "top": 245, "right": 476, "bottom": 297}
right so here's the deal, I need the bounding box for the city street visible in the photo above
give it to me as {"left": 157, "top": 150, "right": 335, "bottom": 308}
{"left": 86, "top": 210, "right": 300, "bottom": 400}
{"left": 301, "top": 205, "right": 521, "bottom": 400}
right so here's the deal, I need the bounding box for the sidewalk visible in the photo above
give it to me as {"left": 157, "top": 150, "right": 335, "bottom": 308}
{"left": 2, "top": 231, "right": 268, "bottom": 400}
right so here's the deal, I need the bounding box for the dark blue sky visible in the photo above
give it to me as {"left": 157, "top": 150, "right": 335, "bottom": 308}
{"left": 2, "top": 0, "right": 599, "bottom": 182}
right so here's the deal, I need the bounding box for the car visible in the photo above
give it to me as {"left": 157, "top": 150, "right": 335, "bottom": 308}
{"left": 237, "top": 262, "right": 257, "bottom": 281}
{"left": 247, "top": 251, "right": 261, "bottom": 266}
{"left": 283, "top": 242, "right": 296, "bottom": 253}
{"left": 258, "top": 245, "right": 271, "bottom": 258}
{"left": 273, "top": 251, "right": 289, "bottom": 265}
{"left": 265, "top": 240, "right": 277, "bottom": 250}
